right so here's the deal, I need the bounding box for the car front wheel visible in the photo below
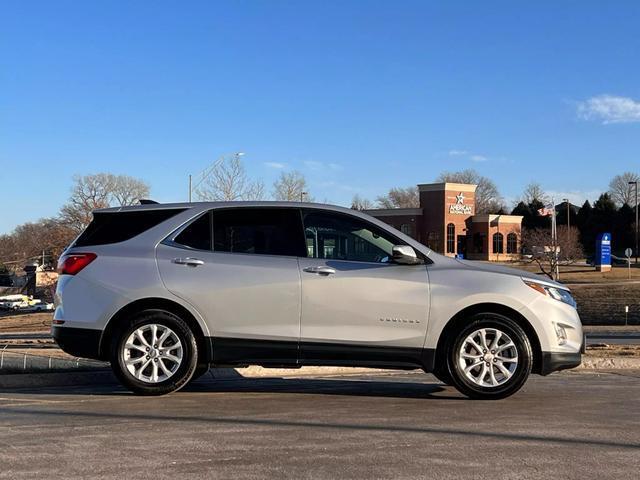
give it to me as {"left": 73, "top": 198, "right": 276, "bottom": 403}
{"left": 110, "top": 310, "right": 198, "bottom": 395}
{"left": 446, "top": 313, "right": 533, "bottom": 400}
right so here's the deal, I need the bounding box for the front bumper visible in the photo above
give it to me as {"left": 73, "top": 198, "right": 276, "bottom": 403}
{"left": 52, "top": 326, "right": 102, "bottom": 360}
{"left": 539, "top": 351, "right": 582, "bottom": 375}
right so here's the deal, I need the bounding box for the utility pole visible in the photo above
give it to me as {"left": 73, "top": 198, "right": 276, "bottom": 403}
{"left": 188, "top": 175, "right": 192, "bottom": 203}
{"left": 300, "top": 191, "right": 307, "bottom": 202}
{"left": 630, "top": 181, "right": 639, "bottom": 264}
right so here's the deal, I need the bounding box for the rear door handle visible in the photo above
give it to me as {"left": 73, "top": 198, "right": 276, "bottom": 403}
{"left": 303, "top": 266, "right": 336, "bottom": 275}
{"left": 172, "top": 257, "right": 204, "bottom": 267}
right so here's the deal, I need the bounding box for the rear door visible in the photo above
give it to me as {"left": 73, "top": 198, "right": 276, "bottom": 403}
{"left": 156, "top": 207, "right": 306, "bottom": 365}
{"left": 298, "top": 209, "right": 430, "bottom": 367}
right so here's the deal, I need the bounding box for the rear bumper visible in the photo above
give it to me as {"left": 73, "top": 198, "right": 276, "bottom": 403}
{"left": 52, "top": 326, "right": 102, "bottom": 360}
{"left": 540, "top": 351, "right": 581, "bottom": 375}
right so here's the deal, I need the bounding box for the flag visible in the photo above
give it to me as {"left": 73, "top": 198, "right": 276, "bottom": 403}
{"left": 537, "top": 207, "right": 554, "bottom": 217}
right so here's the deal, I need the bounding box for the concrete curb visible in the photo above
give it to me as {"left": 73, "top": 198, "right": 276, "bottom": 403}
{"left": 577, "top": 356, "right": 640, "bottom": 370}
{"left": 0, "top": 370, "right": 114, "bottom": 389}
{"left": 1, "top": 358, "right": 639, "bottom": 390}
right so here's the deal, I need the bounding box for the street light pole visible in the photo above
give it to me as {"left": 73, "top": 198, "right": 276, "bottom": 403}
{"left": 630, "top": 181, "right": 639, "bottom": 264}
{"left": 563, "top": 198, "right": 570, "bottom": 231}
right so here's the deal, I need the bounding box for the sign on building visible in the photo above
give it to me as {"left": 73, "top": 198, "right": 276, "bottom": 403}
{"left": 449, "top": 192, "right": 473, "bottom": 215}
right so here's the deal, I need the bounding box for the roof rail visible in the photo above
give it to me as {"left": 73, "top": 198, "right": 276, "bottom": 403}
{"left": 139, "top": 199, "right": 159, "bottom": 205}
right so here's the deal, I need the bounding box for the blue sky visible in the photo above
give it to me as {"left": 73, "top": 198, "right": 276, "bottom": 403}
{"left": 2, "top": 1, "right": 639, "bottom": 233}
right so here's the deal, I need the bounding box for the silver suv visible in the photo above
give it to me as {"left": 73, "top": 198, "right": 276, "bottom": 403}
{"left": 53, "top": 202, "right": 582, "bottom": 399}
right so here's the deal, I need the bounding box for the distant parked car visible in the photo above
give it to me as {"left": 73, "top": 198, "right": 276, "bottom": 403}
{"left": 0, "top": 295, "right": 29, "bottom": 310}
{"left": 24, "top": 302, "right": 54, "bottom": 312}
{"left": 0, "top": 296, "right": 44, "bottom": 311}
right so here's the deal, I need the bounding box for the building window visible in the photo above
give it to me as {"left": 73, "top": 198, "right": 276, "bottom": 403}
{"left": 473, "top": 233, "right": 483, "bottom": 253}
{"left": 492, "top": 232, "right": 504, "bottom": 254}
{"left": 446, "top": 223, "right": 455, "bottom": 253}
{"left": 506, "top": 233, "right": 518, "bottom": 254}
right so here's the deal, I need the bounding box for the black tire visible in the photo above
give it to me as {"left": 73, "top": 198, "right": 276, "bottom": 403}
{"left": 445, "top": 313, "right": 533, "bottom": 400}
{"left": 110, "top": 310, "right": 198, "bottom": 396}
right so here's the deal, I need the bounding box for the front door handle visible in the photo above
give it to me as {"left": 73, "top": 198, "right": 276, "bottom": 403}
{"left": 172, "top": 257, "right": 204, "bottom": 267}
{"left": 303, "top": 266, "right": 336, "bottom": 275}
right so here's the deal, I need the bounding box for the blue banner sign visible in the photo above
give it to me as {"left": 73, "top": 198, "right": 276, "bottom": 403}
{"left": 595, "top": 232, "right": 611, "bottom": 267}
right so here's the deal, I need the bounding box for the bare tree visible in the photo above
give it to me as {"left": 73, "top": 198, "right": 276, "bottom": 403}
{"left": 609, "top": 172, "right": 640, "bottom": 206}
{"left": 436, "top": 169, "right": 504, "bottom": 214}
{"left": 0, "top": 217, "right": 76, "bottom": 268}
{"left": 273, "top": 171, "right": 310, "bottom": 201}
{"left": 351, "top": 194, "right": 375, "bottom": 210}
{"left": 376, "top": 186, "right": 419, "bottom": 208}
{"left": 521, "top": 182, "right": 549, "bottom": 205}
{"left": 195, "top": 155, "right": 264, "bottom": 202}
{"left": 111, "top": 175, "right": 151, "bottom": 206}
{"left": 521, "top": 226, "right": 584, "bottom": 279}
{"left": 59, "top": 173, "right": 150, "bottom": 232}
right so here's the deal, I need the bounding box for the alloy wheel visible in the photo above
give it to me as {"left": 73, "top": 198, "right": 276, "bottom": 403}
{"left": 457, "top": 328, "right": 518, "bottom": 388}
{"left": 122, "top": 323, "right": 183, "bottom": 383}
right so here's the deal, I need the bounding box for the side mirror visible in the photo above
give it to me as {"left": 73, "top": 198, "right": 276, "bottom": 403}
{"left": 392, "top": 245, "right": 423, "bottom": 265}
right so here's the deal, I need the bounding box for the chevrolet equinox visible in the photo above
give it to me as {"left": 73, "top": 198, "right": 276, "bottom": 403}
{"left": 53, "top": 202, "right": 582, "bottom": 399}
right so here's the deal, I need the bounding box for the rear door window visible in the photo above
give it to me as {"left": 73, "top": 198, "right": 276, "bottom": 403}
{"left": 74, "top": 209, "right": 186, "bottom": 247}
{"left": 213, "top": 208, "right": 306, "bottom": 257}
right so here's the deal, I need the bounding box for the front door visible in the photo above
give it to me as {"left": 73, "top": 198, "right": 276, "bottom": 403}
{"left": 457, "top": 235, "right": 466, "bottom": 258}
{"left": 156, "top": 208, "right": 306, "bottom": 365}
{"left": 298, "top": 210, "right": 430, "bottom": 367}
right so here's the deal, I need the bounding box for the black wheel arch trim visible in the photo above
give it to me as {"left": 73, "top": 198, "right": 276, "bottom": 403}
{"left": 99, "top": 298, "right": 212, "bottom": 364}
{"left": 435, "top": 303, "right": 543, "bottom": 375}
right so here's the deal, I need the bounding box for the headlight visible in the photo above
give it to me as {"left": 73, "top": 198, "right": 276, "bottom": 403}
{"left": 523, "top": 280, "right": 577, "bottom": 308}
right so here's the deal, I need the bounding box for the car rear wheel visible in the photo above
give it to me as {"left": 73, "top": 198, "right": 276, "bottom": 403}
{"left": 446, "top": 313, "right": 532, "bottom": 400}
{"left": 110, "top": 310, "right": 198, "bottom": 395}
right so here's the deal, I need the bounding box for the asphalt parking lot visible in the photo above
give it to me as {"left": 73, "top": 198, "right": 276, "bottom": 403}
{"left": 1, "top": 370, "right": 639, "bottom": 479}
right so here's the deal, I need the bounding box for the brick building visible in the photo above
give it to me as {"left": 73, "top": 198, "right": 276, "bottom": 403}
{"left": 365, "top": 182, "right": 522, "bottom": 261}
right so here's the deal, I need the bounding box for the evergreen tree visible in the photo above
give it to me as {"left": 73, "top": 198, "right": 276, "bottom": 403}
{"left": 576, "top": 200, "right": 594, "bottom": 254}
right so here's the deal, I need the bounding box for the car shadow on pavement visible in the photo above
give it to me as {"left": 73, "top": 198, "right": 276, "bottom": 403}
{"left": 183, "top": 376, "right": 459, "bottom": 400}
{"left": 0, "top": 375, "right": 460, "bottom": 400}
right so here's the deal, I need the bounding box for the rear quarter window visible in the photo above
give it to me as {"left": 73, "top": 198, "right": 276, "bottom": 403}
{"left": 74, "top": 209, "right": 186, "bottom": 247}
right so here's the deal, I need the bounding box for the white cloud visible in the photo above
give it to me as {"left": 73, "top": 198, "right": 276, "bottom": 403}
{"left": 264, "top": 162, "right": 285, "bottom": 169}
{"left": 448, "top": 149, "right": 468, "bottom": 156}
{"left": 304, "top": 160, "right": 343, "bottom": 171}
{"left": 448, "top": 149, "right": 489, "bottom": 162}
{"left": 577, "top": 94, "right": 640, "bottom": 124}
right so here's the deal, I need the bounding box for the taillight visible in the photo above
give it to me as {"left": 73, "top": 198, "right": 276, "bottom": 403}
{"left": 57, "top": 253, "right": 97, "bottom": 275}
